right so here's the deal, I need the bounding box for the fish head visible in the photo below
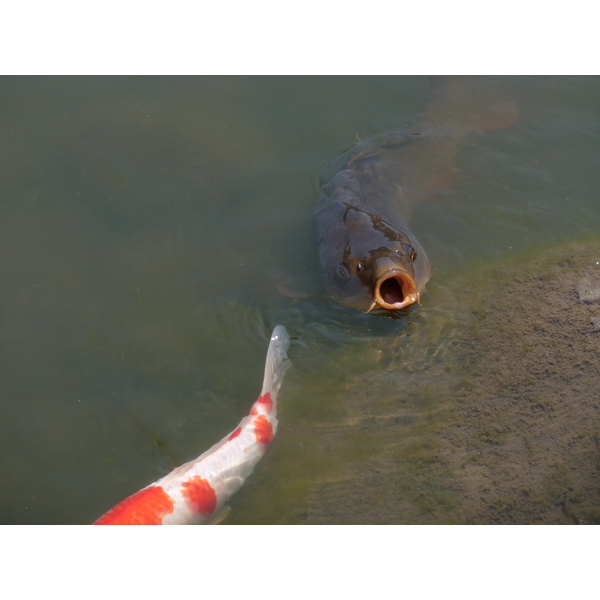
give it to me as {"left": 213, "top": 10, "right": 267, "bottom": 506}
{"left": 316, "top": 195, "right": 430, "bottom": 313}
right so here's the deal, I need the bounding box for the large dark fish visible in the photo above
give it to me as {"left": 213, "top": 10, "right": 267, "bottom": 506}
{"left": 315, "top": 76, "right": 517, "bottom": 313}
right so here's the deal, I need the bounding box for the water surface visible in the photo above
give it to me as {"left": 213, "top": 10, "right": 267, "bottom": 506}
{"left": 1, "top": 76, "right": 599, "bottom": 524}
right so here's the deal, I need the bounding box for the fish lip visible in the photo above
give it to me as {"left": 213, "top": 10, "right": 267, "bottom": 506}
{"left": 372, "top": 269, "right": 420, "bottom": 311}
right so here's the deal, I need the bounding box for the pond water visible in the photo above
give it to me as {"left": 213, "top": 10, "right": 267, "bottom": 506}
{"left": 1, "top": 76, "right": 599, "bottom": 524}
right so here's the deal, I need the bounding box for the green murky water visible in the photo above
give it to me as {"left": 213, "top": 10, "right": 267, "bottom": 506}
{"left": 1, "top": 76, "right": 599, "bottom": 524}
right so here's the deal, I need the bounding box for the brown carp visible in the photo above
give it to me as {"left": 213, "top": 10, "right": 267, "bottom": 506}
{"left": 315, "top": 76, "right": 517, "bottom": 313}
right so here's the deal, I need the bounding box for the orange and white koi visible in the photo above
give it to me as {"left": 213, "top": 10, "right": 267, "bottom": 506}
{"left": 94, "top": 325, "right": 290, "bottom": 525}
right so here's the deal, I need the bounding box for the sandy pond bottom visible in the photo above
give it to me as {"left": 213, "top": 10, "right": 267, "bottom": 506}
{"left": 229, "top": 236, "right": 600, "bottom": 525}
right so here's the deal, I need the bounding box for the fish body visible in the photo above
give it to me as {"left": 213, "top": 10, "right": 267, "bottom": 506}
{"left": 94, "top": 326, "right": 291, "bottom": 525}
{"left": 315, "top": 76, "right": 517, "bottom": 313}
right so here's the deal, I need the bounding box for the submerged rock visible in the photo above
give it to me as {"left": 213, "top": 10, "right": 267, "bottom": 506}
{"left": 575, "top": 275, "right": 600, "bottom": 304}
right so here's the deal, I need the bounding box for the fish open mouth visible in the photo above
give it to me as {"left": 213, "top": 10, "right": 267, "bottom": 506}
{"left": 371, "top": 271, "right": 420, "bottom": 311}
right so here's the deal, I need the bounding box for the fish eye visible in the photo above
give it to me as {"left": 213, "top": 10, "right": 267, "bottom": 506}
{"left": 402, "top": 243, "right": 417, "bottom": 261}
{"left": 335, "top": 263, "right": 351, "bottom": 280}
{"left": 356, "top": 261, "right": 365, "bottom": 273}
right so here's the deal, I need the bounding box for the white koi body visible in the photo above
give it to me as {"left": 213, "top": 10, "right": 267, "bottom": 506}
{"left": 94, "top": 326, "right": 290, "bottom": 525}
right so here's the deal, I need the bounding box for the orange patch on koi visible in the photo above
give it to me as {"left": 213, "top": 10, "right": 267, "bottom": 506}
{"left": 228, "top": 427, "right": 242, "bottom": 441}
{"left": 257, "top": 392, "right": 272, "bottom": 412}
{"left": 94, "top": 486, "right": 174, "bottom": 525}
{"left": 181, "top": 476, "right": 217, "bottom": 516}
{"left": 253, "top": 415, "right": 273, "bottom": 445}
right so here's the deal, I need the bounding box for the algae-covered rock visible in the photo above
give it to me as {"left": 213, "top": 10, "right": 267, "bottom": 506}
{"left": 229, "top": 237, "right": 600, "bottom": 525}
{"left": 436, "top": 238, "right": 600, "bottom": 524}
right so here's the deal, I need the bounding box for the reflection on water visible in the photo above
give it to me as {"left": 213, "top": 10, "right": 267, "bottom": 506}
{"left": 1, "top": 77, "right": 599, "bottom": 524}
